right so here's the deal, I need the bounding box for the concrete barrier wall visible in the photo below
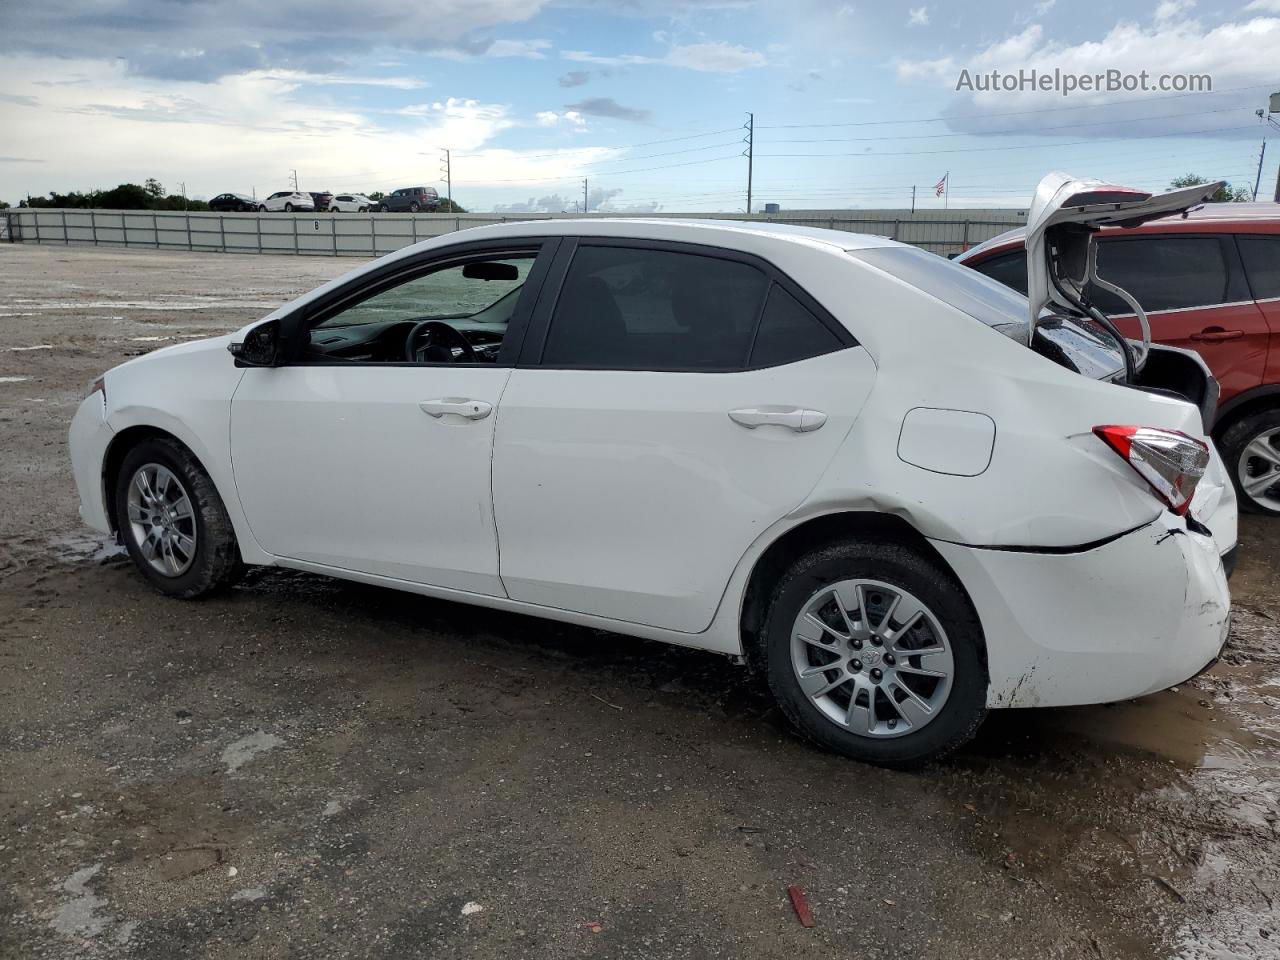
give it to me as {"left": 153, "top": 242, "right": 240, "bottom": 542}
{"left": 2, "top": 207, "right": 1026, "bottom": 259}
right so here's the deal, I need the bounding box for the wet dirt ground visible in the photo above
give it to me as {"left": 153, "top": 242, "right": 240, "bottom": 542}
{"left": 1, "top": 244, "right": 1278, "bottom": 959}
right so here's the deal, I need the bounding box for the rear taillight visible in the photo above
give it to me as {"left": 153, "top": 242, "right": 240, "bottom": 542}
{"left": 1093, "top": 425, "right": 1210, "bottom": 516}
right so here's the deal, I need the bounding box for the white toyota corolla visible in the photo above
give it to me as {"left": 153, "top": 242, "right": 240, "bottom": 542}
{"left": 69, "top": 174, "right": 1236, "bottom": 766}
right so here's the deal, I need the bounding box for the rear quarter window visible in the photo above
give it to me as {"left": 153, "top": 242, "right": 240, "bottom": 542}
{"left": 1238, "top": 235, "right": 1280, "bottom": 300}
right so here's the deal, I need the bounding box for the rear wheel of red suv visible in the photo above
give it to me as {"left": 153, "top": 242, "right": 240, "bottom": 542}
{"left": 1220, "top": 408, "right": 1280, "bottom": 515}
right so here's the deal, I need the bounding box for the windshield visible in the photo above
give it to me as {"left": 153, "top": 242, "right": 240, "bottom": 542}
{"left": 848, "top": 245, "right": 1124, "bottom": 380}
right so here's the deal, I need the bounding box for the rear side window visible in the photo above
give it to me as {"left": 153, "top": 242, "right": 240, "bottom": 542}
{"left": 1091, "top": 236, "right": 1233, "bottom": 312}
{"left": 1238, "top": 235, "right": 1280, "bottom": 300}
{"left": 749, "top": 285, "right": 842, "bottom": 367}
{"left": 969, "top": 249, "right": 1028, "bottom": 295}
{"left": 542, "top": 245, "right": 769, "bottom": 370}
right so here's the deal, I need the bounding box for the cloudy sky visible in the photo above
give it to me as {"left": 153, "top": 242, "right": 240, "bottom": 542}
{"left": 0, "top": 0, "right": 1277, "bottom": 211}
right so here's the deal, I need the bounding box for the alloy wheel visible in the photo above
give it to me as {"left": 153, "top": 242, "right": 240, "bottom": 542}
{"left": 1239, "top": 425, "right": 1280, "bottom": 512}
{"left": 125, "top": 463, "right": 197, "bottom": 577}
{"left": 790, "top": 579, "right": 954, "bottom": 738}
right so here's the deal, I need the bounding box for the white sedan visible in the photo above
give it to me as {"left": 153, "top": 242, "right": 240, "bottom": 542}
{"left": 69, "top": 174, "right": 1235, "bottom": 766}
{"left": 258, "top": 191, "right": 314, "bottom": 213}
{"left": 330, "top": 193, "right": 373, "bottom": 213}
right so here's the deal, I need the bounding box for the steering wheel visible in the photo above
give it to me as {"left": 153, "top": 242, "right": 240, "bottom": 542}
{"left": 404, "top": 320, "right": 478, "bottom": 364}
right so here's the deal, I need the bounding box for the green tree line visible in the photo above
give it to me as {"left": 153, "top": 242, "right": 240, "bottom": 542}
{"left": 6, "top": 180, "right": 466, "bottom": 212}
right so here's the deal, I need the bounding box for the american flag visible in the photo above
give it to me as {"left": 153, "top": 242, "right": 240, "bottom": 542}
{"left": 934, "top": 173, "right": 948, "bottom": 197}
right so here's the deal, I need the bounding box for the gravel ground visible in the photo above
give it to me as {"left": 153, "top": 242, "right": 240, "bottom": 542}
{"left": 1, "top": 243, "right": 1278, "bottom": 960}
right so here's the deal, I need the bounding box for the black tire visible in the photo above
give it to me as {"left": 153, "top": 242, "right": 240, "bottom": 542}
{"left": 1219, "top": 407, "right": 1280, "bottom": 515}
{"left": 409, "top": 202, "right": 420, "bottom": 212}
{"left": 379, "top": 204, "right": 389, "bottom": 213}
{"left": 258, "top": 204, "right": 267, "bottom": 212}
{"left": 114, "top": 437, "right": 243, "bottom": 599}
{"left": 760, "top": 539, "right": 987, "bottom": 768}
{"left": 284, "top": 202, "right": 294, "bottom": 212}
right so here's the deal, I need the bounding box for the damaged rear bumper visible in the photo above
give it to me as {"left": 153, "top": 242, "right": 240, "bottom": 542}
{"left": 931, "top": 512, "right": 1230, "bottom": 709}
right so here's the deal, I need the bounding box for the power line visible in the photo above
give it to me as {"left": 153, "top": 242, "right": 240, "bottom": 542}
{"left": 759, "top": 124, "right": 1259, "bottom": 159}
{"left": 762, "top": 106, "right": 1249, "bottom": 144}
{"left": 756, "top": 82, "right": 1279, "bottom": 130}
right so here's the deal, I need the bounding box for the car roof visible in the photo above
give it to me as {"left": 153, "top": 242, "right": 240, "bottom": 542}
{"left": 454, "top": 217, "right": 902, "bottom": 252}
{"left": 961, "top": 202, "right": 1280, "bottom": 261}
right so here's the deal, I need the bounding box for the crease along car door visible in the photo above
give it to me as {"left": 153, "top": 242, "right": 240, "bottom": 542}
{"left": 229, "top": 242, "right": 551, "bottom": 594}
{"left": 491, "top": 240, "right": 875, "bottom": 634}
{"left": 1089, "top": 234, "right": 1269, "bottom": 404}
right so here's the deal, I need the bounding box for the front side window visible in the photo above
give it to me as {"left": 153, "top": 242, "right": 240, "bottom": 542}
{"left": 541, "top": 245, "right": 769, "bottom": 370}
{"left": 1091, "top": 236, "right": 1232, "bottom": 313}
{"left": 1238, "top": 235, "right": 1280, "bottom": 300}
{"left": 303, "top": 255, "right": 535, "bottom": 364}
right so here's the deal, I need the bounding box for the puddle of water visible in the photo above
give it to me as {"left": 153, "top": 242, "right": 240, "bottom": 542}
{"left": 48, "top": 533, "right": 127, "bottom": 564}
{"left": 222, "top": 731, "right": 283, "bottom": 773}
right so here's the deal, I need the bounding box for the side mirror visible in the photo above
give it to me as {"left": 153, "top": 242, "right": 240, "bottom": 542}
{"left": 228, "top": 320, "right": 280, "bottom": 367}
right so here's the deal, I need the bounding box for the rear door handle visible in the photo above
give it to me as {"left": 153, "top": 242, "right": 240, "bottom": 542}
{"left": 419, "top": 398, "right": 493, "bottom": 420}
{"left": 729, "top": 406, "right": 827, "bottom": 433}
{"left": 1190, "top": 328, "right": 1244, "bottom": 342}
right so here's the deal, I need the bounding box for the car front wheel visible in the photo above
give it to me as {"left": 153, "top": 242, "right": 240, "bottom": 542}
{"left": 1220, "top": 408, "right": 1280, "bottom": 515}
{"left": 114, "top": 438, "right": 243, "bottom": 599}
{"left": 760, "top": 538, "right": 987, "bottom": 768}
{"left": 258, "top": 204, "right": 267, "bottom": 212}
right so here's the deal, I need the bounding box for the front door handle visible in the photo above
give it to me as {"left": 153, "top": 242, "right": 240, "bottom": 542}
{"left": 729, "top": 406, "right": 827, "bottom": 433}
{"left": 1190, "top": 327, "right": 1244, "bottom": 342}
{"left": 419, "top": 398, "right": 493, "bottom": 420}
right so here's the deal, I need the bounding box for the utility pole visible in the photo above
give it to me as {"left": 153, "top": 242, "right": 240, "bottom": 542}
{"left": 289, "top": 169, "right": 299, "bottom": 191}
{"left": 179, "top": 181, "right": 187, "bottom": 211}
{"left": 1254, "top": 139, "right": 1267, "bottom": 201}
{"left": 911, "top": 185, "right": 916, "bottom": 214}
{"left": 583, "top": 178, "right": 589, "bottom": 214}
{"left": 440, "top": 149, "right": 452, "bottom": 211}
{"left": 743, "top": 112, "right": 754, "bottom": 215}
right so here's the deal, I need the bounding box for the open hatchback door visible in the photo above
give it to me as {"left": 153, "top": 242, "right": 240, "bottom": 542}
{"left": 1024, "top": 172, "right": 1224, "bottom": 376}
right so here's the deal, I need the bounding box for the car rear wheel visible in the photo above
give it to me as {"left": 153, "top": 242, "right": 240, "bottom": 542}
{"left": 760, "top": 539, "right": 987, "bottom": 768}
{"left": 258, "top": 204, "right": 266, "bottom": 212}
{"left": 114, "top": 438, "right": 243, "bottom": 599}
{"left": 1220, "top": 408, "right": 1280, "bottom": 515}
{"left": 409, "top": 202, "right": 420, "bottom": 212}
{"left": 379, "top": 204, "right": 389, "bottom": 213}
{"left": 284, "top": 202, "right": 294, "bottom": 212}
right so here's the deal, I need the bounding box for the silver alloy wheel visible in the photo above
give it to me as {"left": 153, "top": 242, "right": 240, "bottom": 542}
{"left": 125, "top": 463, "right": 197, "bottom": 577}
{"left": 790, "top": 579, "right": 954, "bottom": 739}
{"left": 1239, "top": 425, "right": 1280, "bottom": 512}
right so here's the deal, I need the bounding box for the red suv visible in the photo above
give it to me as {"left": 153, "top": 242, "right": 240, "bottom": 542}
{"left": 958, "top": 204, "right": 1280, "bottom": 515}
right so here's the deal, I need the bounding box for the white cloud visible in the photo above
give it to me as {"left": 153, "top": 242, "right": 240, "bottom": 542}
{"left": 665, "top": 42, "right": 767, "bottom": 72}
{"left": 535, "top": 109, "right": 586, "bottom": 129}
{"left": 1154, "top": 0, "right": 1195, "bottom": 24}
{"left": 895, "top": 12, "right": 1280, "bottom": 137}
{"left": 481, "top": 38, "right": 552, "bottom": 59}
{"left": 907, "top": 7, "right": 930, "bottom": 27}
{"left": 0, "top": 55, "right": 624, "bottom": 201}
{"left": 562, "top": 40, "right": 766, "bottom": 73}
{"left": 1244, "top": 0, "right": 1280, "bottom": 10}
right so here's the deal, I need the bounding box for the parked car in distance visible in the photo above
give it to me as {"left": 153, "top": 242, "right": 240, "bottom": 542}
{"left": 70, "top": 176, "right": 1235, "bottom": 768}
{"left": 379, "top": 186, "right": 439, "bottom": 213}
{"left": 957, "top": 202, "right": 1280, "bottom": 516}
{"left": 208, "top": 193, "right": 257, "bottom": 212}
{"left": 330, "top": 193, "right": 373, "bottom": 213}
{"left": 309, "top": 191, "right": 334, "bottom": 212}
{"left": 258, "top": 191, "right": 315, "bottom": 213}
